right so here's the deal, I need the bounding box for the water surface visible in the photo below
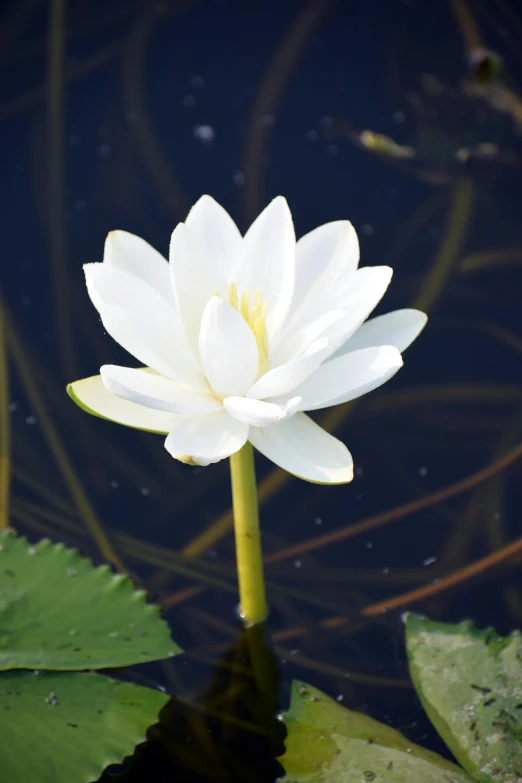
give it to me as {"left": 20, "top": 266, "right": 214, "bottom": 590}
{"left": 2, "top": 0, "right": 522, "bottom": 779}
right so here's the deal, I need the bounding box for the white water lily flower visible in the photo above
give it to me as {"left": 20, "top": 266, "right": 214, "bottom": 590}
{"left": 67, "top": 196, "right": 426, "bottom": 484}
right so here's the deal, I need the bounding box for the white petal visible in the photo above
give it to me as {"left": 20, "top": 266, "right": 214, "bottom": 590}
{"left": 169, "top": 222, "right": 228, "bottom": 353}
{"left": 223, "top": 395, "right": 301, "bottom": 427}
{"left": 322, "top": 266, "right": 394, "bottom": 356}
{"left": 286, "top": 345, "right": 403, "bottom": 411}
{"left": 246, "top": 338, "right": 329, "bottom": 400}
{"left": 331, "top": 309, "right": 428, "bottom": 359}
{"left": 291, "top": 220, "right": 359, "bottom": 319}
{"left": 199, "top": 297, "right": 259, "bottom": 399}
{"left": 67, "top": 374, "right": 180, "bottom": 434}
{"left": 164, "top": 410, "right": 248, "bottom": 466}
{"left": 84, "top": 263, "right": 204, "bottom": 389}
{"left": 234, "top": 197, "right": 295, "bottom": 339}
{"left": 270, "top": 309, "right": 345, "bottom": 366}
{"left": 185, "top": 195, "right": 242, "bottom": 281}
{"left": 104, "top": 230, "right": 174, "bottom": 305}
{"left": 101, "top": 365, "right": 220, "bottom": 413}
{"left": 249, "top": 413, "right": 353, "bottom": 484}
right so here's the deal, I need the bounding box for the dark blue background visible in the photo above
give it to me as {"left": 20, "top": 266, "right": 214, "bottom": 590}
{"left": 2, "top": 0, "right": 522, "bottom": 777}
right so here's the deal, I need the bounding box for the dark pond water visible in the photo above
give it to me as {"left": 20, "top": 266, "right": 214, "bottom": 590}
{"left": 2, "top": 0, "right": 522, "bottom": 779}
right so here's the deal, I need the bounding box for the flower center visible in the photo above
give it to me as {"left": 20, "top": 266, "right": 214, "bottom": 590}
{"left": 228, "top": 283, "right": 269, "bottom": 375}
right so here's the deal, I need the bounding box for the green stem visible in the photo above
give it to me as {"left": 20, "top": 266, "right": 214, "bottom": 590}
{"left": 229, "top": 442, "right": 268, "bottom": 625}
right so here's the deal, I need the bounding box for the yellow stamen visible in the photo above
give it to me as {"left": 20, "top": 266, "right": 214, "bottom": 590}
{"left": 251, "top": 287, "right": 263, "bottom": 322}
{"left": 228, "top": 282, "right": 238, "bottom": 310}
{"left": 252, "top": 316, "right": 269, "bottom": 375}
{"left": 227, "top": 283, "right": 269, "bottom": 374}
{"left": 240, "top": 288, "right": 251, "bottom": 323}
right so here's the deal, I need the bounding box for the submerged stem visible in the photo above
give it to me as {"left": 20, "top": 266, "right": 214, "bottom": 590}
{"left": 229, "top": 442, "right": 268, "bottom": 625}
{"left": 0, "top": 301, "right": 10, "bottom": 530}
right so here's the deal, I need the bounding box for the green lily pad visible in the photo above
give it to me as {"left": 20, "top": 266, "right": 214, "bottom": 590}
{"left": 281, "top": 680, "right": 473, "bottom": 782}
{"left": 406, "top": 613, "right": 522, "bottom": 783}
{"left": 0, "top": 669, "right": 168, "bottom": 783}
{"left": 0, "top": 530, "right": 180, "bottom": 670}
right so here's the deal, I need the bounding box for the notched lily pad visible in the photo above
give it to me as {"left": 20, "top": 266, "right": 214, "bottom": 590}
{"left": 280, "top": 680, "right": 472, "bottom": 782}
{"left": 0, "top": 669, "right": 169, "bottom": 783}
{"left": 0, "top": 530, "right": 181, "bottom": 670}
{"left": 406, "top": 613, "right": 522, "bottom": 783}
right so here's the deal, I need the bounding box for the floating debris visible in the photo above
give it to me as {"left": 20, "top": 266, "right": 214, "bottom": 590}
{"left": 193, "top": 125, "right": 215, "bottom": 145}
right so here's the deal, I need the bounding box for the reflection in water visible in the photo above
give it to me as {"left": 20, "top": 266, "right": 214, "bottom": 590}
{"left": 1, "top": 0, "right": 522, "bottom": 776}
{"left": 104, "top": 625, "right": 285, "bottom": 782}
